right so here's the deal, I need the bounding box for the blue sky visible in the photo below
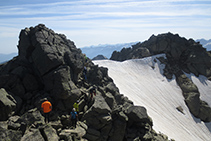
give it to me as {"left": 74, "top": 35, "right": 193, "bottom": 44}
{"left": 0, "top": 0, "right": 211, "bottom": 54}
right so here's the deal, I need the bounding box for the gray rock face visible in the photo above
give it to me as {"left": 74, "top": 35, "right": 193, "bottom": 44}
{"left": 0, "top": 24, "right": 171, "bottom": 141}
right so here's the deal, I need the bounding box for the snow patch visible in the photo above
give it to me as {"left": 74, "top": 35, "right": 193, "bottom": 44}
{"left": 94, "top": 54, "right": 211, "bottom": 141}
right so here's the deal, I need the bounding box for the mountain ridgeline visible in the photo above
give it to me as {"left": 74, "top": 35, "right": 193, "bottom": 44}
{"left": 0, "top": 24, "right": 172, "bottom": 141}
{"left": 111, "top": 32, "right": 211, "bottom": 122}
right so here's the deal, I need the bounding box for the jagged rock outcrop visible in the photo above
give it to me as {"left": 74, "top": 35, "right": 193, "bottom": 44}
{"left": 0, "top": 24, "right": 171, "bottom": 140}
{"left": 111, "top": 32, "right": 211, "bottom": 122}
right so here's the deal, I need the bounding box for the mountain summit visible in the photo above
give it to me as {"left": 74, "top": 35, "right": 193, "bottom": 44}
{"left": 0, "top": 24, "right": 171, "bottom": 140}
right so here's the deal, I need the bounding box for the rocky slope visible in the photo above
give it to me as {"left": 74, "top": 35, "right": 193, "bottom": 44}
{"left": 111, "top": 32, "right": 211, "bottom": 122}
{"left": 0, "top": 24, "right": 171, "bottom": 141}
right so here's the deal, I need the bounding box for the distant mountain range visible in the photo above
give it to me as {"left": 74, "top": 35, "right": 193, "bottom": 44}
{"left": 0, "top": 39, "right": 210, "bottom": 63}
{"left": 80, "top": 42, "right": 138, "bottom": 59}
{"left": 196, "top": 39, "right": 211, "bottom": 51}
{"left": 0, "top": 53, "right": 18, "bottom": 64}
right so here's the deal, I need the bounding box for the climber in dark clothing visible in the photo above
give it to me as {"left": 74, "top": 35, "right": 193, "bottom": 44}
{"left": 83, "top": 66, "right": 87, "bottom": 80}
{"left": 89, "top": 86, "right": 96, "bottom": 99}
{"left": 70, "top": 108, "right": 78, "bottom": 128}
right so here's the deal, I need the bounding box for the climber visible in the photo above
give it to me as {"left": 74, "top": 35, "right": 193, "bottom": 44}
{"left": 83, "top": 66, "right": 87, "bottom": 80}
{"left": 41, "top": 98, "right": 52, "bottom": 123}
{"left": 70, "top": 108, "right": 78, "bottom": 128}
{"left": 84, "top": 54, "right": 88, "bottom": 66}
{"left": 89, "top": 86, "right": 96, "bottom": 99}
{"left": 73, "top": 100, "right": 79, "bottom": 112}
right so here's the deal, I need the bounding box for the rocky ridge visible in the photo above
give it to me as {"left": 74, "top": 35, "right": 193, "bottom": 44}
{"left": 111, "top": 32, "right": 211, "bottom": 122}
{"left": 0, "top": 24, "right": 171, "bottom": 141}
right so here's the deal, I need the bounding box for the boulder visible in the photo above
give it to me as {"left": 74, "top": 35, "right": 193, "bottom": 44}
{"left": 198, "top": 101, "right": 211, "bottom": 122}
{"left": 84, "top": 127, "right": 101, "bottom": 141}
{"left": 176, "top": 73, "right": 199, "bottom": 93}
{"left": 104, "top": 92, "right": 116, "bottom": 109}
{"left": 40, "top": 124, "right": 59, "bottom": 141}
{"left": 137, "top": 47, "right": 151, "bottom": 58}
{"left": 20, "top": 129, "right": 44, "bottom": 141}
{"left": 0, "top": 121, "right": 7, "bottom": 129}
{"left": 59, "top": 124, "right": 86, "bottom": 141}
{"left": 17, "top": 108, "right": 45, "bottom": 128}
{"left": 105, "top": 82, "right": 120, "bottom": 96}
{"left": 127, "top": 106, "right": 152, "bottom": 127}
{"left": 0, "top": 88, "right": 16, "bottom": 121}
{"left": 59, "top": 129, "right": 74, "bottom": 141}
{"left": 49, "top": 120, "right": 63, "bottom": 130}
{"left": 43, "top": 65, "right": 81, "bottom": 99}
{"left": 8, "top": 116, "right": 21, "bottom": 130}
{"left": 92, "top": 95, "right": 111, "bottom": 113}
{"left": 109, "top": 111, "right": 127, "bottom": 141}
{"left": 31, "top": 44, "right": 63, "bottom": 76}
{"left": 184, "top": 92, "right": 200, "bottom": 116}
{"left": 82, "top": 95, "right": 112, "bottom": 130}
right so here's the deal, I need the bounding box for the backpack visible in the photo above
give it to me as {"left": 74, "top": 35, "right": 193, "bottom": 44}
{"left": 71, "top": 111, "right": 77, "bottom": 119}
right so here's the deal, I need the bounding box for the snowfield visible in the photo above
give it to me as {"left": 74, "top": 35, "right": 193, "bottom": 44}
{"left": 94, "top": 54, "right": 211, "bottom": 141}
